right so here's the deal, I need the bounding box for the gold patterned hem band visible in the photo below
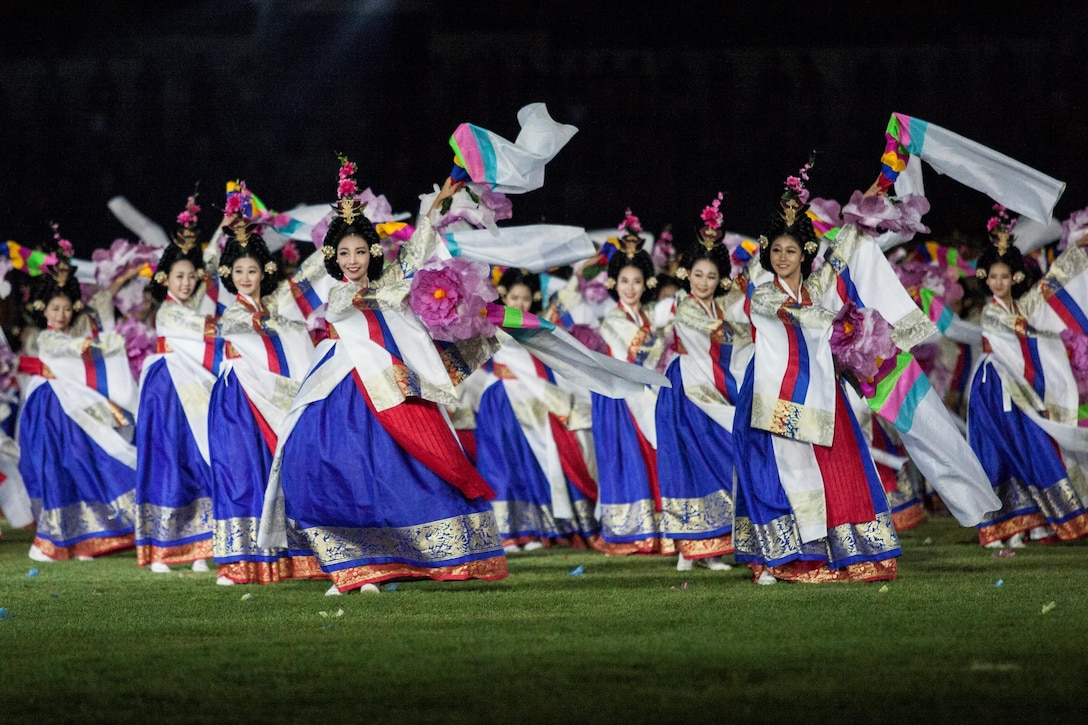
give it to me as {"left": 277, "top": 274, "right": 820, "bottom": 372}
{"left": 751, "top": 558, "right": 898, "bottom": 584}
{"left": 977, "top": 513, "right": 1045, "bottom": 546}
{"left": 591, "top": 537, "right": 678, "bottom": 556}
{"left": 136, "top": 539, "right": 213, "bottom": 567}
{"left": 675, "top": 534, "right": 733, "bottom": 558}
{"left": 35, "top": 534, "right": 135, "bottom": 561}
{"left": 328, "top": 555, "right": 509, "bottom": 592}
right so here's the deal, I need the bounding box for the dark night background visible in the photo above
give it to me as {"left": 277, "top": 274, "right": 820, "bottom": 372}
{"left": 3, "top": 1, "right": 1087, "bottom": 258}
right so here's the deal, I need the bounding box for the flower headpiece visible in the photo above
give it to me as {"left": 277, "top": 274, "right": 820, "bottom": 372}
{"left": 986, "top": 203, "right": 1017, "bottom": 256}
{"left": 332, "top": 153, "right": 367, "bottom": 225}
{"left": 281, "top": 239, "right": 300, "bottom": 265}
{"left": 697, "top": 191, "right": 725, "bottom": 251}
{"left": 617, "top": 208, "right": 644, "bottom": 259}
{"left": 652, "top": 225, "right": 676, "bottom": 276}
{"left": 224, "top": 180, "right": 257, "bottom": 247}
{"left": 780, "top": 159, "right": 813, "bottom": 229}
{"left": 173, "top": 190, "right": 201, "bottom": 254}
{"left": 48, "top": 222, "right": 74, "bottom": 286}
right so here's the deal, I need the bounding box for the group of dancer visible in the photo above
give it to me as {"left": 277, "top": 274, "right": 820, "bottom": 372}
{"left": 2, "top": 108, "right": 1087, "bottom": 593}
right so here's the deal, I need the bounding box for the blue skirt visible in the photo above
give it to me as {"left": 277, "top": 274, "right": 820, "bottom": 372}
{"left": 18, "top": 382, "right": 136, "bottom": 558}
{"left": 590, "top": 391, "right": 664, "bottom": 544}
{"left": 732, "top": 360, "right": 900, "bottom": 576}
{"left": 654, "top": 357, "right": 735, "bottom": 541}
{"left": 278, "top": 373, "right": 506, "bottom": 589}
{"left": 476, "top": 381, "right": 598, "bottom": 541}
{"left": 207, "top": 370, "right": 293, "bottom": 580}
{"left": 968, "top": 358, "right": 1088, "bottom": 541}
{"left": 134, "top": 358, "right": 213, "bottom": 565}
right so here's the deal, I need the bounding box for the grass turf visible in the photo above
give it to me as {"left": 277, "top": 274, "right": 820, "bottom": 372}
{"left": 1, "top": 514, "right": 1085, "bottom": 723}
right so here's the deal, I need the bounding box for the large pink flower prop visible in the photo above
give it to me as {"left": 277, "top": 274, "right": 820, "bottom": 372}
{"left": 409, "top": 258, "right": 498, "bottom": 342}
{"left": 1060, "top": 206, "right": 1088, "bottom": 251}
{"left": 829, "top": 301, "right": 899, "bottom": 382}
{"left": 1061, "top": 328, "right": 1088, "bottom": 400}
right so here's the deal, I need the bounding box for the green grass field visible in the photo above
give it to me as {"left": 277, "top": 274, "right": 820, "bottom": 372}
{"left": 1, "top": 514, "right": 1085, "bottom": 724}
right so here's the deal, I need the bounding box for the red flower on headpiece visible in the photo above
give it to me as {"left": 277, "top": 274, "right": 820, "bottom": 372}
{"left": 700, "top": 192, "right": 724, "bottom": 229}
{"left": 281, "top": 240, "right": 300, "bottom": 264}
{"left": 619, "top": 208, "right": 642, "bottom": 234}
{"left": 338, "top": 178, "right": 358, "bottom": 198}
{"left": 784, "top": 161, "right": 813, "bottom": 203}
{"left": 987, "top": 203, "right": 1017, "bottom": 233}
{"left": 50, "top": 222, "right": 74, "bottom": 257}
{"left": 336, "top": 153, "right": 359, "bottom": 200}
{"left": 176, "top": 194, "right": 201, "bottom": 227}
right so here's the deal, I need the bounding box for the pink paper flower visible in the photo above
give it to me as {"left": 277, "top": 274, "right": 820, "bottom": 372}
{"left": 829, "top": 301, "right": 899, "bottom": 382}
{"left": 579, "top": 270, "right": 611, "bottom": 305}
{"left": 1060, "top": 206, "right": 1088, "bottom": 251}
{"left": 408, "top": 258, "right": 498, "bottom": 341}
{"left": 568, "top": 323, "right": 607, "bottom": 353}
{"left": 91, "top": 238, "right": 161, "bottom": 290}
{"left": 1062, "top": 328, "right": 1088, "bottom": 400}
{"left": 843, "top": 190, "right": 930, "bottom": 237}
{"left": 115, "top": 316, "right": 157, "bottom": 379}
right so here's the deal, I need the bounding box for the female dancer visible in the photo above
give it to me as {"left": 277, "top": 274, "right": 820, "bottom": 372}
{"left": 475, "top": 267, "right": 599, "bottom": 552}
{"left": 134, "top": 196, "right": 218, "bottom": 573}
{"left": 654, "top": 194, "right": 743, "bottom": 571}
{"left": 591, "top": 210, "right": 673, "bottom": 555}
{"left": 266, "top": 170, "right": 507, "bottom": 595}
{"left": 732, "top": 175, "right": 902, "bottom": 584}
{"left": 18, "top": 242, "right": 139, "bottom": 561}
{"left": 968, "top": 205, "right": 1088, "bottom": 548}
{"left": 207, "top": 205, "right": 321, "bottom": 585}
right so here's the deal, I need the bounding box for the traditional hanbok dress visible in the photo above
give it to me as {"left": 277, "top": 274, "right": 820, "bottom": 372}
{"left": 475, "top": 333, "right": 599, "bottom": 548}
{"left": 16, "top": 320, "right": 139, "bottom": 559}
{"left": 261, "top": 216, "right": 508, "bottom": 592}
{"left": 653, "top": 289, "right": 750, "bottom": 559}
{"left": 133, "top": 294, "right": 221, "bottom": 567}
{"left": 208, "top": 288, "right": 319, "bottom": 584}
{"left": 0, "top": 331, "right": 33, "bottom": 534}
{"left": 845, "top": 384, "right": 926, "bottom": 532}
{"left": 591, "top": 300, "right": 671, "bottom": 554}
{"left": 732, "top": 234, "right": 902, "bottom": 583}
{"left": 967, "top": 243, "right": 1088, "bottom": 544}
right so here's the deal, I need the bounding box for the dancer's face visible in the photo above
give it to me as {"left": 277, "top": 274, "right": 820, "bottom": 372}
{"left": 44, "top": 295, "right": 74, "bottom": 332}
{"left": 769, "top": 235, "right": 803, "bottom": 282}
{"left": 616, "top": 265, "right": 645, "bottom": 307}
{"left": 688, "top": 259, "right": 721, "bottom": 303}
{"left": 166, "top": 260, "right": 199, "bottom": 303}
{"left": 336, "top": 234, "right": 372, "bottom": 285}
{"left": 986, "top": 262, "right": 1013, "bottom": 304}
{"left": 231, "top": 256, "right": 263, "bottom": 298}
{"left": 503, "top": 282, "right": 533, "bottom": 313}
